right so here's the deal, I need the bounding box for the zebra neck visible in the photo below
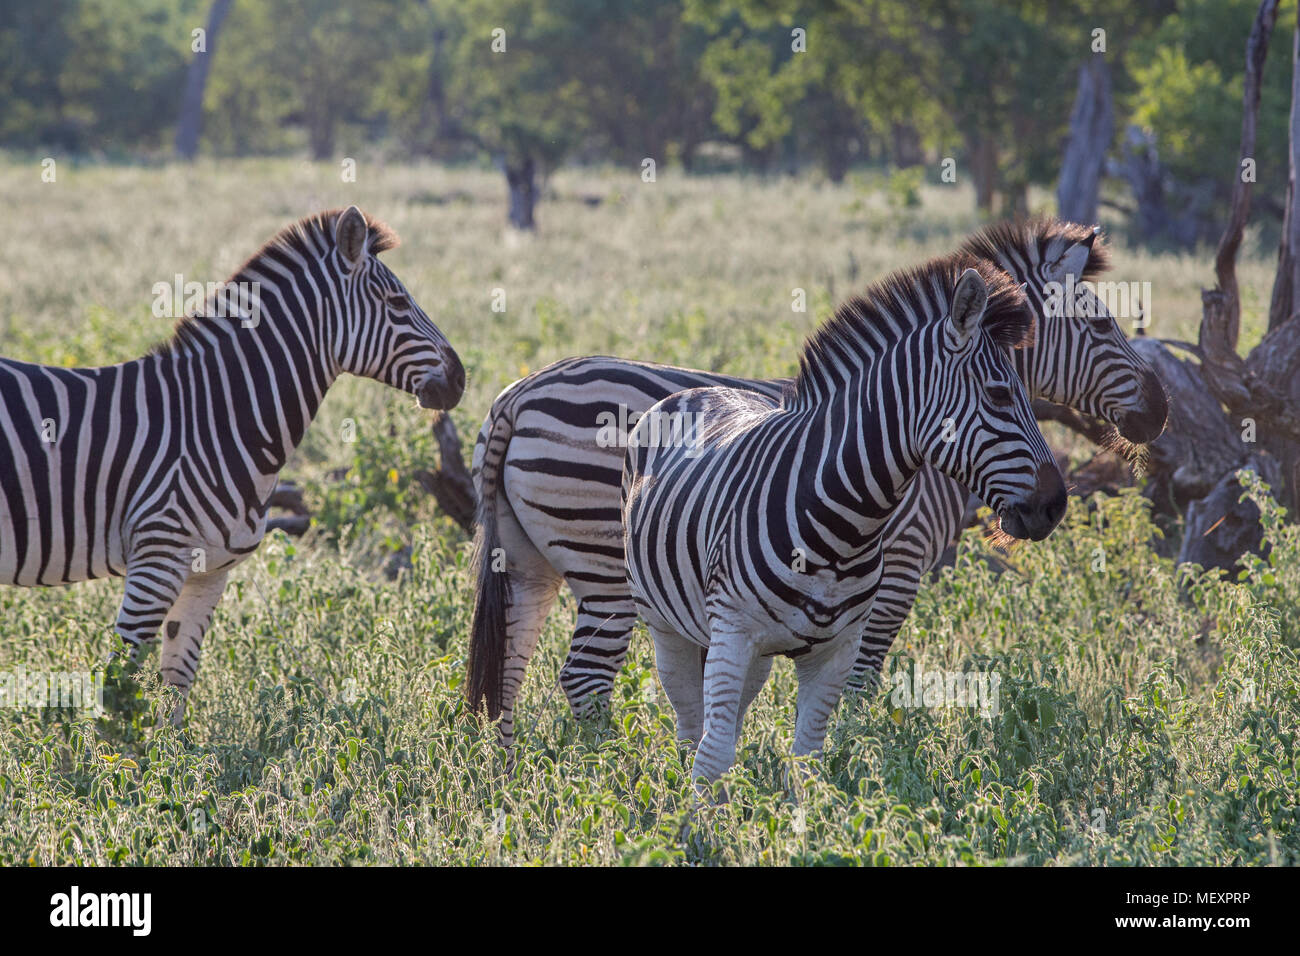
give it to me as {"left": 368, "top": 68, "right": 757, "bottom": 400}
{"left": 791, "top": 364, "right": 924, "bottom": 564}
{"left": 160, "top": 310, "right": 337, "bottom": 479}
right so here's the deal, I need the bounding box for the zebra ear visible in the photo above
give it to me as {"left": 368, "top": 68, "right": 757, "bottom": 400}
{"left": 949, "top": 267, "right": 989, "bottom": 343}
{"left": 1046, "top": 238, "right": 1091, "bottom": 282}
{"left": 335, "top": 206, "right": 370, "bottom": 269}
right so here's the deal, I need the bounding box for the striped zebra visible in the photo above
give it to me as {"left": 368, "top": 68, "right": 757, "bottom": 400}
{"left": 621, "top": 257, "right": 1064, "bottom": 783}
{"left": 468, "top": 220, "right": 1167, "bottom": 745}
{"left": 0, "top": 207, "right": 465, "bottom": 725}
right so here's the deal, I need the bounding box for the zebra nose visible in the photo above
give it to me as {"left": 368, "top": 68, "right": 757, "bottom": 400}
{"left": 417, "top": 350, "right": 465, "bottom": 410}
{"left": 1000, "top": 461, "right": 1067, "bottom": 541}
{"left": 1116, "top": 371, "right": 1169, "bottom": 444}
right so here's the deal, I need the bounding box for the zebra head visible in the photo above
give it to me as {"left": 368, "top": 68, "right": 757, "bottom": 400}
{"left": 925, "top": 265, "right": 1067, "bottom": 542}
{"left": 962, "top": 220, "right": 1168, "bottom": 445}
{"left": 330, "top": 206, "right": 466, "bottom": 410}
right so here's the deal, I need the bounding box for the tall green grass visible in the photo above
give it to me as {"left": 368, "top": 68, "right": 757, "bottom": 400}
{"left": 0, "top": 159, "right": 1294, "bottom": 865}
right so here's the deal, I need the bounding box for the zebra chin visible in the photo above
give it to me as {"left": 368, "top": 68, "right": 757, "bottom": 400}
{"left": 996, "top": 462, "right": 1068, "bottom": 541}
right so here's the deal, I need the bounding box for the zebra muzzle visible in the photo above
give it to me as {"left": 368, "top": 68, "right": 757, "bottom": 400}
{"left": 416, "top": 354, "right": 466, "bottom": 410}
{"left": 998, "top": 461, "right": 1068, "bottom": 542}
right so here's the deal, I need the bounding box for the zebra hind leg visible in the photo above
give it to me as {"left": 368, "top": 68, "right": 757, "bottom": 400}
{"left": 497, "top": 568, "right": 563, "bottom": 748}
{"left": 692, "top": 628, "right": 758, "bottom": 794}
{"left": 790, "top": 634, "right": 860, "bottom": 775}
{"left": 648, "top": 624, "right": 706, "bottom": 750}
{"left": 558, "top": 596, "right": 638, "bottom": 721}
{"left": 157, "top": 570, "right": 230, "bottom": 728}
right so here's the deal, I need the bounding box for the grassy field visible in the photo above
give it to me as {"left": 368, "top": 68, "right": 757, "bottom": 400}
{"left": 0, "top": 158, "right": 1296, "bottom": 865}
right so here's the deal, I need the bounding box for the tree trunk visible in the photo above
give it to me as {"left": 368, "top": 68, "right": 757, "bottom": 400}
{"left": 309, "top": 118, "right": 335, "bottom": 162}
{"left": 1057, "top": 53, "right": 1114, "bottom": 224}
{"left": 1269, "top": 2, "right": 1300, "bottom": 332}
{"left": 891, "top": 123, "right": 924, "bottom": 168}
{"left": 1117, "top": 125, "right": 1173, "bottom": 242}
{"left": 966, "top": 133, "right": 997, "bottom": 213}
{"left": 173, "top": 0, "right": 233, "bottom": 160}
{"left": 505, "top": 155, "right": 537, "bottom": 230}
{"left": 423, "top": 25, "right": 451, "bottom": 155}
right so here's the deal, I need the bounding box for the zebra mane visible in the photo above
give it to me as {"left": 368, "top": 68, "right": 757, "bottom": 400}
{"left": 789, "top": 254, "right": 1032, "bottom": 405}
{"left": 147, "top": 208, "right": 398, "bottom": 357}
{"left": 959, "top": 217, "right": 1111, "bottom": 282}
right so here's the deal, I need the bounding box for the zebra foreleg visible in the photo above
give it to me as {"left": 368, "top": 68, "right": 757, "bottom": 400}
{"left": 559, "top": 596, "right": 638, "bottom": 720}
{"left": 157, "top": 570, "right": 230, "bottom": 727}
{"left": 736, "top": 655, "right": 774, "bottom": 729}
{"left": 848, "top": 591, "right": 916, "bottom": 691}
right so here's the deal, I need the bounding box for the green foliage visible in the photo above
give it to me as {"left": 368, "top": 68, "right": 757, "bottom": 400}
{"left": 1129, "top": 0, "right": 1295, "bottom": 208}
{"left": 0, "top": 160, "right": 1295, "bottom": 864}
{"left": 0, "top": 0, "right": 200, "bottom": 151}
{"left": 3, "top": 464, "right": 1298, "bottom": 864}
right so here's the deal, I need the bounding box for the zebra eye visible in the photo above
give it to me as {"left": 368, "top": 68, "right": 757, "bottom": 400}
{"left": 986, "top": 385, "right": 1015, "bottom": 407}
{"left": 1089, "top": 317, "right": 1111, "bottom": 334}
{"left": 387, "top": 292, "right": 413, "bottom": 312}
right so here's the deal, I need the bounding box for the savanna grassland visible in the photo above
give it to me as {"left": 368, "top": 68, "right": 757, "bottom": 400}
{"left": 0, "top": 157, "right": 1296, "bottom": 865}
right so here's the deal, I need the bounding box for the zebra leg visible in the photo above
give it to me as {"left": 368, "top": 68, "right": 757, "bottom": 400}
{"left": 558, "top": 595, "right": 638, "bottom": 720}
{"left": 736, "top": 655, "right": 774, "bottom": 728}
{"left": 497, "top": 570, "right": 563, "bottom": 747}
{"left": 491, "top": 497, "right": 564, "bottom": 749}
{"left": 157, "top": 570, "right": 230, "bottom": 727}
{"left": 649, "top": 625, "right": 706, "bottom": 748}
{"left": 848, "top": 582, "right": 918, "bottom": 691}
{"left": 114, "top": 561, "right": 191, "bottom": 661}
{"left": 693, "top": 630, "right": 757, "bottom": 786}
{"left": 791, "top": 634, "right": 860, "bottom": 763}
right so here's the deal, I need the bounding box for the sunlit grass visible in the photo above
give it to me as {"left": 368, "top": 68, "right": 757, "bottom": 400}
{"left": 0, "top": 158, "right": 1294, "bottom": 865}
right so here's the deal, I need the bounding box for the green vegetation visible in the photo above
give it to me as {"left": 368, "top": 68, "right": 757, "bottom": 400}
{"left": 2, "top": 0, "right": 1295, "bottom": 230}
{"left": 0, "top": 160, "right": 1295, "bottom": 864}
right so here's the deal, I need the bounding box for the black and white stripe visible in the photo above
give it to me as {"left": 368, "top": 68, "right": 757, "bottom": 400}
{"left": 467, "top": 220, "right": 1166, "bottom": 746}
{"left": 621, "top": 257, "right": 1064, "bottom": 782}
{"left": 0, "top": 206, "right": 464, "bottom": 723}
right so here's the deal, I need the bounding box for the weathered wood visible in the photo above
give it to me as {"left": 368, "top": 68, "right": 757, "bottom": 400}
{"left": 1130, "top": 337, "right": 1249, "bottom": 513}
{"left": 411, "top": 411, "right": 476, "bottom": 533}
{"left": 1269, "top": 0, "right": 1300, "bottom": 332}
{"left": 1213, "top": 0, "right": 1280, "bottom": 349}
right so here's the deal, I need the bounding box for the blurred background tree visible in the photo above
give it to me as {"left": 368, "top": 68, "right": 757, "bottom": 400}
{"left": 0, "top": 0, "right": 1294, "bottom": 242}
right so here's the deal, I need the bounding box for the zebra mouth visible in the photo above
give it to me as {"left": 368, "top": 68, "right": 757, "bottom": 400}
{"left": 417, "top": 378, "right": 462, "bottom": 410}
{"left": 415, "top": 355, "right": 466, "bottom": 410}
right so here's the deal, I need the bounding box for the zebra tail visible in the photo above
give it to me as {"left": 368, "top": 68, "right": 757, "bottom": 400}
{"left": 467, "top": 415, "right": 512, "bottom": 721}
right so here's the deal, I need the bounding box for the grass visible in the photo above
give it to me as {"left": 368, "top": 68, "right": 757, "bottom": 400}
{"left": 0, "top": 157, "right": 1296, "bottom": 865}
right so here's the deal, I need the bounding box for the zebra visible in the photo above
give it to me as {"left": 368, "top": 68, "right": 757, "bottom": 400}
{"left": 621, "top": 257, "right": 1064, "bottom": 784}
{"left": 467, "top": 219, "right": 1167, "bottom": 746}
{"left": 0, "top": 206, "right": 465, "bottom": 725}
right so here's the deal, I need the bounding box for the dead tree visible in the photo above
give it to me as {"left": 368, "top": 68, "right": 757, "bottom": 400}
{"left": 1119, "top": 0, "right": 1299, "bottom": 571}
{"left": 1058, "top": 53, "right": 1114, "bottom": 225}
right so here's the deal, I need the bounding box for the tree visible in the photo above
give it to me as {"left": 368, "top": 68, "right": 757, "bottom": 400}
{"left": 1058, "top": 53, "right": 1114, "bottom": 224}
{"left": 174, "top": 0, "right": 234, "bottom": 160}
